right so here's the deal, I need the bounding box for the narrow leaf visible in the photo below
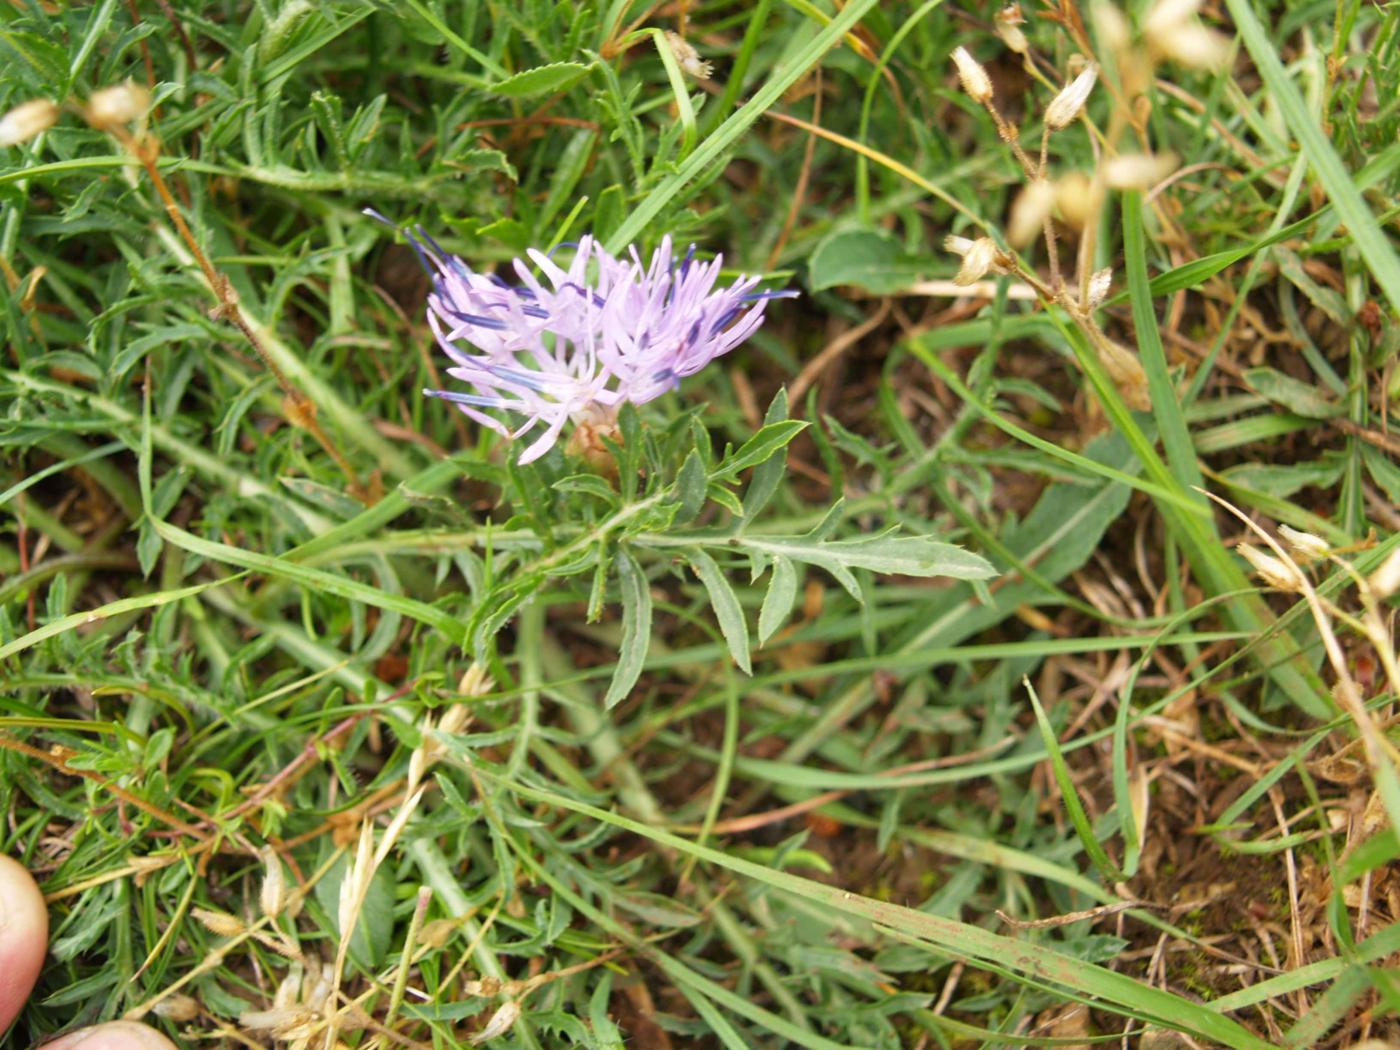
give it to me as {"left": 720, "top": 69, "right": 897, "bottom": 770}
{"left": 688, "top": 549, "right": 752, "bottom": 674}
{"left": 604, "top": 548, "right": 651, "bottom": 709}
{"left": 758, "top": 557, "right": 798, "bottom": 646}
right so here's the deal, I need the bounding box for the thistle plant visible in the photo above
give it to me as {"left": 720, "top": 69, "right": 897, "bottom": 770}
{"left": 379, "top": 216, "right": 791, "bottom": 464}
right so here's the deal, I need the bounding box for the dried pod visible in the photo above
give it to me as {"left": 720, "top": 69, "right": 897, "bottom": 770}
{"left": 1103, "top": 151, "right": 1178, "bottom": 190}
{"left": 1237, "top": 542, "right": 1306, "bottom": 592}
{"left": 951, "top": 46, "right": 994, "bottom": 104}
{"left": 995, "top": 5, "right": 1029, "bottom": 54}
{"left": 1007, "top": 179, "right": 1056, "bottom": 248}
{"left": 1095, "top": 338, "right": 1151, "bottom": 410}
{"left": 0, "top": 98, "right": 59, "bottom": 147}
{"left": 944, "top": 236, "right": 1001, "bottom": 285}
{"left": 1086, "top": 267, "right": 1113, "bottom": 308}
{"left": 664, "top": 31, "right": 713, "bottom": 79}
{"left": 1278, "top": 524, "right": 1330, "bottom": 562}
{"left": 1144, "top": 0, "right": 1233, "bottom": 69}
{"left": 86, "top": 81, "right": 152, "bottom": 129}
{"left": 1044, "top": 64, "right": 1098, "bottom": 130}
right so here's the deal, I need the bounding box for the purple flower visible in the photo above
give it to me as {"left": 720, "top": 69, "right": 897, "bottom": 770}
{"left": 371, "top": 211, "right": 792, "bottom": 463}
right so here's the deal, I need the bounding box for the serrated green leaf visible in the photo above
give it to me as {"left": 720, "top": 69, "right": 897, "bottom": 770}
{"left": 136, "top": 518, "right": 162, "bottom": 579}
{"left": 746, "top": 534, "right": 995, "bottom": 581}
{"left": 604, "top": 548, "right": 651, "bottom": 709}
{"left": 742, "top": 389, "right": 791, "bottom": 522}
{"left": 758, "top": 557, "right": 798, "bottom": 646}
{"left": 489, "top": 61, "right": 592, "bottom": 98}
{"left": 674, "top": 450, "right": 707, "bottom": 524}
{"left": 688, "top": 549, "right": 751, "bottom": 674}
{"left": 716, "top": 420, "right": 808, "bottom": 479}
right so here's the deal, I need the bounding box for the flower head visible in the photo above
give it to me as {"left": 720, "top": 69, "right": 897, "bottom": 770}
{"left": 374, "top": 213, "right": 791, "bottom": 463}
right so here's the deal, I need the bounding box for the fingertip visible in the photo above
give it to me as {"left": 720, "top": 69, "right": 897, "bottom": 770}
{"left": 0, "top": 853, "right": 48, "bottom": 1034}
{"left": 39, "top": 1021, "right": 179, "bottom": 1050}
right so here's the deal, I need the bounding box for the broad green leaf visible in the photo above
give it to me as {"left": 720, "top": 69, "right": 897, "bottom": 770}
{"left": 687, "top": 549, "right": 752, "bottom": 674}
{"left": 807, "top": 227, "right": 923, "bottom": 293}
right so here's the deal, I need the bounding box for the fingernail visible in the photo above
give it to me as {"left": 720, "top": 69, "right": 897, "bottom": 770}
{"left": 38, "top": 1021, "right": 176, "bottom": 1050}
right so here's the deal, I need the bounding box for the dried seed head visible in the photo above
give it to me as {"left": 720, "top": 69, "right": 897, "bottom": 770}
{"left": 438, "top": 701, "right": 472, "bottom": 736}
{"left": 945, "top": 235, "right": 1001, "bottom": 285}
{"left": 193, "top": 907, "right": 246, "bottom": 937}
{"left": 1238, "top": 542, "right": 1306, "bottom": 592}
{"left": 457, "top": 662, "right": 494, "bottom": 697}
{"left": 1007, "top": 179, "right": 1056, "bottom": 248}
{"left": 1278, "top": 524, "right": 1330, "bottom": 562}
{"left": 1087, "top": 267, "right": 1114, "bottom": 309}
{"left": 0, "top": 99, "right": 59, "bottom": 147}
{"left": 995, "top": 5, "right": 1029, "bottom": 54}
{"left": 951, "top": 46, "right": 994, "bottom": 104}
{"left": 1044, "top": 64, "right": 1098, "bottom": 130}
{"left": 1103, "top": 151, "right": 1178, "bottom": 190}
{"left": 664, "top": 31, "right": 713, "bottom": 79}
{"left": 86, "top": 81, "right": 152, "bottom": 129}
{"left": 1368, "top": 546, "right": 1400, "bottom": 599}
{"left": 240, "top": 1006, "right": 319, "bottom": 1039}
{"left": 1144, "top": 0, "right": 1232, "bottom": 69}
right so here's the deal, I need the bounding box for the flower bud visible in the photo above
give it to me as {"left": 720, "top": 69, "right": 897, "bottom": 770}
{"left": 86, "top": 81, "right": 152, "bottom": 129}
{"left": 1045, "top": 64, "right": 1098, "bottom": 130}
{"left": 0, "top": 99, "right": 59, "bottom": 147}
{"left": 951, "top": 46, "right": 994, "bottom": 104}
